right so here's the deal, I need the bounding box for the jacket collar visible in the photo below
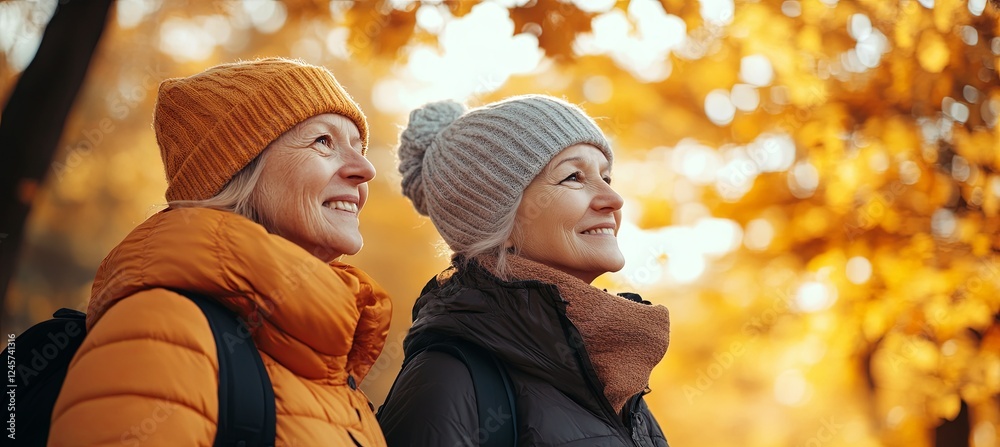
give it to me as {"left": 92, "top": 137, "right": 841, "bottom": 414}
{"left": 88, "top": 207, "right": 391, "bottom": 384}
{"left": 405, "top": 259, "right": 609, "bottom": 417}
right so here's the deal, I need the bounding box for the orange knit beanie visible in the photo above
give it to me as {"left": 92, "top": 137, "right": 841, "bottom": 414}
{"left": 154, "top": 57, "right": 368, "bottom": 202}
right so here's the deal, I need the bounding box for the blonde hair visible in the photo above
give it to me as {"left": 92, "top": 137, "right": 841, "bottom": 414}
{"left": 167, "top": 151, "right": 271, "bottom": 227}
{"left": 454, "top": 194, "right": 524, "bottom": 281}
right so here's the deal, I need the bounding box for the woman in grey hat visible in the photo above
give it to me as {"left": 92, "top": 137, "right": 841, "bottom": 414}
{"left": 377, "top": 95, "right": 671, "bottom": 446}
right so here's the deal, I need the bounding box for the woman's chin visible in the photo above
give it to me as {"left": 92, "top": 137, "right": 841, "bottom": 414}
{"left": 601, "top": 251, "right": 626, "bottom": 273}
{"left": 328, "top": 235, "right": 363, "bottom": 258}
{"left": 297, "top": 234, "right": 362, "bottom": 261}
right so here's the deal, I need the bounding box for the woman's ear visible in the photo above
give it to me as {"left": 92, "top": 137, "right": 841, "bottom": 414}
{"left": 504, "top": 226, "right": 519, "bottom": 251}
{"left": 505, "top": 222, "right": 522, "bottom": 252}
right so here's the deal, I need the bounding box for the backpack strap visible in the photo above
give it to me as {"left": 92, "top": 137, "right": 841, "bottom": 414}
{"left": 427, "top": 340, "right": 517, "bottom": 447}
{"left": 378, "top": 339, "right": 517, "bottom": 447}
{"left": 183, "top": 293, "right": 276, "bottom": 447}
{"left": 13, "top": 308, "right": 87, "bottom": 446}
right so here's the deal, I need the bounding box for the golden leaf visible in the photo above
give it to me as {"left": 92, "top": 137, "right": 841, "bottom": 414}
{"left": 932, "top": 0, "right": 964, "bottom": 33}
{"left": 917, "top": 30, "right": 950, "bottom": 74}
{"left": 509, "top": 2, "right": 595, "bottom": 61}
{"left": 929, "top": 393, "right": 962, "bottom": 420}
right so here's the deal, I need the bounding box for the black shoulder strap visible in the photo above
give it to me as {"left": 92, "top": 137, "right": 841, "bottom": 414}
{"left": 14, "top": 308, "right": 87, "bottom": 447}
{"left": 377, "top": 340, "right": 518, "bottom": 446}
{"left": 425, "top": 341, "right": 518, "bottom": 447}
{"left": 184, "top": 293, "right": 276, "bottom": 447}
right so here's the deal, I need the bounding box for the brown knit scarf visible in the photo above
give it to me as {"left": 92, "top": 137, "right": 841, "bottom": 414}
{"left": 483, "top": 255, "right": 671, "bottom": 413}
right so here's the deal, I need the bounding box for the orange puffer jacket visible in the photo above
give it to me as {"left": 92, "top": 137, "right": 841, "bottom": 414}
{"left": 48, "top": 207, "right": 391, "bottom": 447}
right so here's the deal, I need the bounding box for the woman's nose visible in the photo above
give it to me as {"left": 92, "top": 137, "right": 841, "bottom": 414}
{"left": 592, "top": 181, "right": 624, "bottom": 213}
{"left": 342, "top": 150, "right": 376, "bottom": 183}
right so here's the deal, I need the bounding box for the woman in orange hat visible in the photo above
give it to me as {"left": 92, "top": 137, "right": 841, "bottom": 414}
{"left": 48, "top": 58, "right": 391, "bottom": 447}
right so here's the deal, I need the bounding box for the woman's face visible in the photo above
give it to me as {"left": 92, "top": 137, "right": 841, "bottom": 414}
{"left": 254, "top": 113, "right": 375, "bottom": 262}
{"left": 509, "top": 144, "right": 624, "bottom": 283}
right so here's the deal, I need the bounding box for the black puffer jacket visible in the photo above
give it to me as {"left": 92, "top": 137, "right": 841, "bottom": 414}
{"left": 379, "top": 262, "right": 669, "bottom": 446}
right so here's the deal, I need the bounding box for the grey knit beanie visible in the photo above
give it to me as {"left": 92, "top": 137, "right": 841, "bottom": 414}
{"left": 397, "top": 94, "right": 613, "bottom": 253}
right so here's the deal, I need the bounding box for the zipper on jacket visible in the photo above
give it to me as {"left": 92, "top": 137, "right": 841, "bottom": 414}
{"left": 547, "top": 285, "right": 641, "bottom": 447}
{"left": 622, "top": 393, "right": 641, "bottom": 429}
{"left": 624, "top": 393, "right": 648, "bottom": 446}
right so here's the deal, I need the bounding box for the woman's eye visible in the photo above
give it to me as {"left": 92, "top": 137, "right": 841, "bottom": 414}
{"left": 561, "top": 172, "right": 582, "bottom": 183}
{"left": 315, "top": 135, "right": 332, "bottom": 147}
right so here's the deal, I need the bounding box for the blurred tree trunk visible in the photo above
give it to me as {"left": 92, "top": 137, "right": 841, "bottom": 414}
{"left": 934, "top": 400, "right": 970, "bottom": 447}
{"left": 0, "top": 0, "right": 114, "bottom": 310}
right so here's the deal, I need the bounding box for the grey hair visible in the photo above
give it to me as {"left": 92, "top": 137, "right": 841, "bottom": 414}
{"left": 453, "top": 194, "right": 524, "bottom": 281}
{"left": 167, "top": 151, "right": 270, "bottom": 227}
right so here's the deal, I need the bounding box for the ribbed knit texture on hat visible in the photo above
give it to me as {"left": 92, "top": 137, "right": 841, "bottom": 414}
{"left": 397, "top": 94, "right": 612, "bottom": 253}
{"left": 155, "top": 58, "right": 368, "bottom": 202}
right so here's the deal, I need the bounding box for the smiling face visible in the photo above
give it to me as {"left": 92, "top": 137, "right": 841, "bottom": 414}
{"left": 253, "top": 113, "right": 375, "bottom": 262}
{"left": 508, "top": 144, "right": 624, "bottom": 283}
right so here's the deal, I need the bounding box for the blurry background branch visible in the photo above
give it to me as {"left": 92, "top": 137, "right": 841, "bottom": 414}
{"left": 0, "top": 0, "right": 114, "bottom": 312}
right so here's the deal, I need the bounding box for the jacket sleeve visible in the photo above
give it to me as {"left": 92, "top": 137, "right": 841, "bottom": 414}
{"left": 49, "top": 289, "right": 220, "bottom": 447}
{"left": 378, "top": 350, "right": 479, "bottom": 447}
